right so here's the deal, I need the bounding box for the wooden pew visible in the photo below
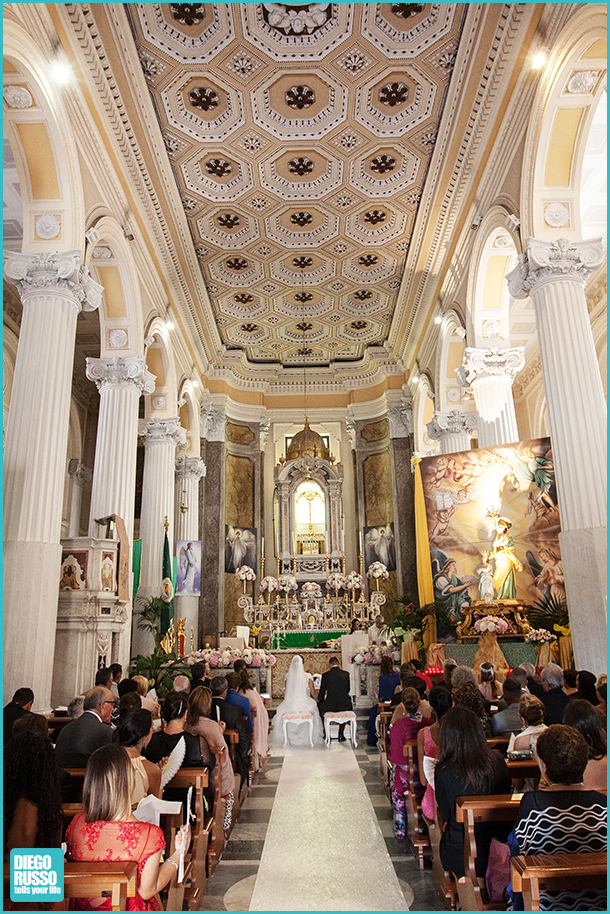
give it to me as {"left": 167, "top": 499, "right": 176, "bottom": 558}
{"left": 426, "top": 802, "right": 458, "bottom": 911}
{"left": 223, "top": 729, "right": 245, "bottom": 829}
{"left": 511, "top": 852, "right": 607, "bottom": 911}
{"left": 163, "top": 767, "right": 209, "bottom": 910}
{"left": 505, "top": 758, "right": 540, "bottom": 790}
{"left": 377, "top": 707, "right": 393, "bottom": 795}
{"left": 454, "top": 793, "right": 523, "bottom": 911}
{"left": 401, "top": 738, "right": 430, "bottom": 869}
{"left": 3, "top": 861, "right": 137, "bottom": 912}
{"left": 249, "top": 705, "right": 258, "bottom": 777}
{"left": 205, "top": 745, "right": 226, "bottom": 875}
{"left": 486, "top": 737, "right": 510, "bottom": 756}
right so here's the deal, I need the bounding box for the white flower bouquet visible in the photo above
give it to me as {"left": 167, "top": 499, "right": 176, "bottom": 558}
{"left": 345, "top": 571, "right": 364, "bottom": 590}
{"left": 301, "top": 581, "right": 322, "bottom": 595}
{"left": 525, "top": 628, "right": 557, "bottom": 644}
{"left": 185, "top": 646, "right": 276, "bottom": 667}
{"left": 260, "top": 575, "right": 278, "bottom": 593}
{"left": 277, "top": 573, "right": 297, "bottom": 593}
{"left": 367, "top": 561, "right": 389, "bottom": 579}
{"left": 326, "top": 572, "right": 347, "bottom": 590}
{"left": 474, "top": 615, "right": 509, "bottom": 634}
{"left": 235, "top": 565, "right": 256, "bottom": 582}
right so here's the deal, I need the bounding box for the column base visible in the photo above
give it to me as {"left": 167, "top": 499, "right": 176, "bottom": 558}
{"left": 560, "top": 526, "right": 607, "bottom": 676}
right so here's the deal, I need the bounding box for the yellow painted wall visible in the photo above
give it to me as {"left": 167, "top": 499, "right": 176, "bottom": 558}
{"left": 146, "top": 348, "right": 165, "bottom": 387}
{"left": 97, "top": 266, "right": 127, "bottom": 318}
{"left": 545, "top": 108, "right": 584, "bottom": 187}
{"left": 482, "top": 256, "right": 509, "bottom": 309}
{"left": 16, "top": 123, "right": 59, "bottom": 199}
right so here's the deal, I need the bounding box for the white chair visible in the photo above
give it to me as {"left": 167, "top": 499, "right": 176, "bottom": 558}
{"left": 282, "top": 713, "right": 314, "bottom": 747}
{"left": 324, "top": 710, "right": 357, "bottom": 748}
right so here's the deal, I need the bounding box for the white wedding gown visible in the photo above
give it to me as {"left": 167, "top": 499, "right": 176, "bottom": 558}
{"left": 270, "top": 655, "right": 324, "bottom": 748}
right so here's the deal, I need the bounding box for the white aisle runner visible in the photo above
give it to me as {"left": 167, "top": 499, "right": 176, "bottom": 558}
{"left": 249, "top": 745, "right": 408, "bottom": 911}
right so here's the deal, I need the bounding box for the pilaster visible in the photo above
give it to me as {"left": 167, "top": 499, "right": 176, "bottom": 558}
{"left": 175, "top": 457, "right": 206, "bottom": 647}
{"left": 459, "top": 346, "right": 524, "bottom": 446}
{"left": 426, "top": 410, "right": 478, "bottom": 454}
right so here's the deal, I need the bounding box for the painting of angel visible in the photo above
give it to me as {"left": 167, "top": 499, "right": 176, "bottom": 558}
{"left": 225, "top": 526, "right": 257, "bottom": 575}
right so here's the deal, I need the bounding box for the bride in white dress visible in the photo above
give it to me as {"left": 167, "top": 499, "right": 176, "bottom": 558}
{"left": 270, "top": 655, "right": 324, "bottom": 748}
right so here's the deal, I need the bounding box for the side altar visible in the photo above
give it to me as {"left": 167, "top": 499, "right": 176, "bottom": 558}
{"left": 456, "top": 599, "right": 532, "bottom": 640}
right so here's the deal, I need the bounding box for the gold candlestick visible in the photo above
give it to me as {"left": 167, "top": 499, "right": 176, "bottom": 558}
{"left": 341, "top": 551, "right": 346, "bottom": 575}
{"left": 257, "top": 553, "right": 266, "bottom": 604}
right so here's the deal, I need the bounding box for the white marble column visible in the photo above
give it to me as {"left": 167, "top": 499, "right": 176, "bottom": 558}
{"left": 458, "top": 347, "right": 524, "bottom": 446}
{"left": 507, "top": 236, "right": 607, "bottom": 674}
{"left": 86, "top": 356, "right": 156, "bottom": 669}
{"left": 65, "top": 459, "right": 93, "bottom": 537}
{"left": 133, "top": 417, "right": 187, "bottom": 657}
{"left": 426, "top": 410, "right": 478, "bottom": 454}
{"left": 3, "top": 250, "right": 102, "bottom": 712}
{"left": 174, "top": 456, "right": 206, "bottom": 650}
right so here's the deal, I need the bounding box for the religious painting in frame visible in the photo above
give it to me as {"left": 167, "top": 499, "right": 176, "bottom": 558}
{"left": 420, "top": 438, "right": 562, "bottom": 639}
{"left": 59, "top": 550, "right": 88, "bottom": 590}
{"left": 363, "top": 523, "right": 396, "bottom": 572}
{"left": 224, "top": 526, "right": 257, "bottom": 576}
{"left": 176, "top": 540, "right": 202, "bottom": 596}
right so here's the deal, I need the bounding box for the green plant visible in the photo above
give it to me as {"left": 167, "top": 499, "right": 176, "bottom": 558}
{"left": 389, "top": 598, "right": 451, "bottom": 666}
{"left": 134, "top": 596, "right": 166, "bottom": 650}
{"left": 130, "top": 647, "right": 192, "bottom": 698}
{"left": 526, "top": 592, "right": 570, "bottom": 635}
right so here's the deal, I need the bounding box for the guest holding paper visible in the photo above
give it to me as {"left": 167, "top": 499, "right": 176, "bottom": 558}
{"left": 114, "top": 709, "right": 162, "bottom": 805}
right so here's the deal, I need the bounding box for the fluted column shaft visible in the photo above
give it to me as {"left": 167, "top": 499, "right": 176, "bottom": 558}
{"left": 86, "top": 357, "right": 156, "bottom": 670}
{"left": 507, "top": 236, "right": 606, "bottom": 673}
{"left": 134, "top": 418, "right": 187, "bottom": 656}
{"left": 174, "top": 457, "right": 206, "bottom": 648}
{"left": 3, "top": 250, "right": 102, "bottom": 712}
{"left": 65, "top": 460, "right": 93, "bottom": 537}
{"left": 426, "top": 410, "right": 478, "bottom": 454}
{"left": 460, "top": 348, "right": 524, "bottom": 447}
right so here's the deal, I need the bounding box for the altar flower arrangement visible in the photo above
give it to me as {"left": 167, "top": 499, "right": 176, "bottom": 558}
{"left": 260, "top": 575, "right": 278, "bottom": 593}
{"left": 349, "top": 645, "right": 394, "bottom": 664}
{"left": 326, "top": 572, "right": 347, "bottom": 590}
{"left": 475, "top": 615, "right": 509, "bottom": 634}
{"left": 525, "top": 628, "right": 557, "bottom": 643}
{"left": 345, "top": 571, "right": 364, "bottom": 590}
{"left": 301, "top": 581, "right": 322, "bottom": 595}
{"left": 367, "top": 562, "right": 389, "bottom": 580}
{"left": 235, "top": 565, "right": 256, "bottom": 582}
{"left": 277, "top": 573, "right": 297, "bottom": 593}
{"left": 185, "top": 647, "right": 276, "bottom": 667}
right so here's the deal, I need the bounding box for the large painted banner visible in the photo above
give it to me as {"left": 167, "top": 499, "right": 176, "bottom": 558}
{"left": 420, "top": 438, "right": 563, "bottom": 638}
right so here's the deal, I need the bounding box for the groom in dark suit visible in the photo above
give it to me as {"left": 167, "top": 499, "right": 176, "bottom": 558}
{"left": 317, "top": 657, "right": 352, "bottom": 742}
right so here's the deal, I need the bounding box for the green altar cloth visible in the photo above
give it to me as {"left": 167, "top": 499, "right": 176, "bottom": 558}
{"left": 272, "top": 628, "right": 347, "bottom": 649}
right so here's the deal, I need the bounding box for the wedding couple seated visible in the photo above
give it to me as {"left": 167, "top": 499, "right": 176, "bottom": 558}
{"left": 269, "top": 656, "right": 355, "bottom": 749}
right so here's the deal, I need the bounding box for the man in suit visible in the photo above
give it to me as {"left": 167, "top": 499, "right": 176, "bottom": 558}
{"left": 3, "top": 687, "right": 34, "bottom": 745}
{"left": 317, "top": 658, "right": 352, "bottom": 742}
{"left": 55, "top": 686, "right": 114, "bottom": 768}
{"left": 540, "top": 663, "right": 570, "bottom": 724}
{"left": 491, "top": 677, "right": 523, "bottom": 736}
{"left": 190, "top": 661, "right": 211, "bottom": 692}
{"left": 210, "top": 676, "right": 250, "bottom": 787}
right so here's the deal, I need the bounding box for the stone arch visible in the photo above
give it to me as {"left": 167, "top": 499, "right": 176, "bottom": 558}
{"left": 143, "top": 318, "right": 179, "bottom": 418}
{"left": 85, "top": 212, "right": 145, "bottom": 358}
{"left": 3, "top": 21, "right": 85, "bottom": 252}
{"left": 411, "top": 372, "right": 437, "bottom": 454}
{"left": 435, "top": 308, "right": 468, "bottom": 412}
{"left": 178, "top": 378, "right": 202, "bottom": 456}
{"left": 521, "top": 4, "right": 607, "bottom": 241}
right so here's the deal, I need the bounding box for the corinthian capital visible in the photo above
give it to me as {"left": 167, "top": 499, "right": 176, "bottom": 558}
{"left": 200, "top": 403, "right": 226, "bottom": 442}
{"left": 506, "top": 237, "right": 606, "bottom": 298}
{"left": 426, "top": 410, "right": 478, "bottom": 441}
{"left": 86, "top": 356, "right": 156, "bottom": 394}
{"left": 67, "top": 458, "right": 93, "bottom": 487}
{"left": 460, "top": 346, "right": 525, "bottom": 385}
{"left": 3, "top": 250, "right": 102, "bottom": 312}
{"left": 387, "top": 393, "right": 413, "bottom": 439}
{"left": 175, "top": 456, "right": 206, "bottom": 480}
{"left": 138, "top": 417, "right": 187, "bottom": 449}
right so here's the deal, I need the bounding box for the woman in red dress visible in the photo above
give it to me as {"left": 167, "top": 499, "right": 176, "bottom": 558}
{"left": 65, "top": 744, "right": 189, "bottom": 910}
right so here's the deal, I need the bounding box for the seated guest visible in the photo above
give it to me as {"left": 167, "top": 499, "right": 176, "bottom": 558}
{"left": 318, "top": 657, "right": 352, "bottom": 741}
{"left": 518, "top": 662, "right": 544, "bottom": 699}
{"left": 94, "top": 667, "right": 113, "bottom": 690}
{"left": 65, "top": 744, "right": 190, "bottom": 910}
{"left": 478, "top": 662, "right": 503, "bottom": 703}
{"left": 114, "top": 709, "right": 162, "bottom": 805}
{"left": 12, "top": 713, "right": 78, "bottom": 803}
{"left": 3, "top": 688, "right": 34, "bottom": 746}
{"left": 540, "top": 663, "right": 570, "bottom": 724}
{"left": 563, "top": 668, "right": 578, "bottom": 696}
{"left": 406, "top": 658, "right": 433, "bottom": 692}
{"left": 118, "top": 692, "right": 142, "bottom": 722}
{"left": 391, "top": 674, "right": 432, "bottom": 723}
{"left": 506, "top": 725, "right": 607, "bottom": 911}
{"left": 118, "top": 678, "right": 139, "bottom": 698}
{"left": 172, "top": 675, "right": 191, "bottom": 696}
{"left": 388, "top": 687, "right": 432, "bottom": 839}
{"left": 491, "top": 677, "right": 523, "bottom": 736}
{"left": 225, "top": 672, "right": 253, "bottom": 731}
{"left": 4, "top": 731, "right": 63, "bottom": 857}
{"left": 132, "top": 675, "right": 161, "bottom": 719}
{"left": 574, "top": 669, "right": 599, "bottom": 706}
{"left": 367, "top": 655, "right": 400, "bottom": 745}
{"left": 595, "top": 680, "right": 607, "bottom": 731}
{"left": 144, "top": 691, "right": 215, "bottom": 817}
{"left": 509, "top": 695, "right": 546, "bottom": 751}
{"left": 186, "top": 686, "right": 236, "bottom": 833}
{"left": 435, "top": 707, "right": 511, "bottom": 879}
{"left": 563, "top": 699, "right": 607, "bottom": 791}
{"left": 189, "top": 661, "right": 211, "bottom": 692}
{"left": 109, "top": 662, "right": 122, "bottom": 699}
{"left": 442, "top": 659, "right": 458, "bottom": 693}
{"left": 417, "top": 684, "right": 453, "bottom": 822}
{"left": 55, "top": 687, "right": 114, "bottom": 768}
{"left": 233, "top": 662, "right": 269, "bottom": 770}
{"left": 50, "top": 695, "right": 84, "bottom": 744}
{"left": 210, "top": 676, "right": 250, "bottom": 788}
{"left": 453, "top": 680, "right": 493, "bottom": 738}
{"left": 508, "top": 666, "right": 530, "bottom": 695}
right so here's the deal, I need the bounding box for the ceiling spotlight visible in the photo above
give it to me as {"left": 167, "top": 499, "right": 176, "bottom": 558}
{"left": 166, "top": 318, "right": 174, "bottom": 330}
{"left": 49, "top": 59, "right": 72, "bottom": 85}
{"left": 435, "top": 314, "right": 442, "bottom": 325}
{"left": 532, "top": 48, "right": 549, "bottom": 71}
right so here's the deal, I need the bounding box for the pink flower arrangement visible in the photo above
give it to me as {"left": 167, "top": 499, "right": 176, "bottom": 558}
{"left": 235, "top": 565, "right": 256, "bottom": 582}
{"left": 251, "top": 655, "right": 262, "bottom": 667}
{"left": 327, "top": 572, "right": 347, "bottom": 590}
{"left": 474, "top": 615, "right": 508, "bottom": 634}
{"left": 260, "top": 575, "right": 278, "bottom": 592}
{"left": 345, "top": 571, "right": 364, "bottom": 590}
{"left": 526, "top": 628, "right": 557, "bottom": 644}
{"left": 363, "top": 651, "right": 373, "bottom": 663}
{"left": 186, "top": 647, "right": 276, "bottom": 667}
{"left": 367, "top": 562, "right": 389, "bottom": 579}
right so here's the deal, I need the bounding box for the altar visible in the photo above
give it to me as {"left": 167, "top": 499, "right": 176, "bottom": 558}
{"left": 271, "top": 648, "right": 342, "bottom": 698}
{"left": 271, "top": 628, "right": 347, "bottom": 649}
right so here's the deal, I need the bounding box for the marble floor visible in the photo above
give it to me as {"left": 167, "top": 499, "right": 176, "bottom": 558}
{"left": 198, "top": 727, "right": 441, "bottom": 912}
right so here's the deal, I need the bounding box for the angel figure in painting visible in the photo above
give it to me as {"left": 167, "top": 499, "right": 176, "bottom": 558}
{"left": 225, "top": 526, "right": 256, "bottom": 574}
{"left": 364, "top": 525, "right": 396, "bottom": 571}
{"left": 492, "top": 517, "right": 522, "bottom": 600}
{"left": 433, "top": 558, "right": 477, "bottom": 625}
{"left": 506, "top": 446, "right": 556, "bottom": 510}
{"left": 525, "top": 546, "right": 566, "bottom": 604}
{"left": 178, "top": 542, "right": 197, "bottom": 594}
{"left": 477, "top": 552, "right": 495, "bottom": 603}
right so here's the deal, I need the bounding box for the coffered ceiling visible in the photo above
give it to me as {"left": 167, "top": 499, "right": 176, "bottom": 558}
{"left": 126, "top": 3, "right": 467, "bottom": 368}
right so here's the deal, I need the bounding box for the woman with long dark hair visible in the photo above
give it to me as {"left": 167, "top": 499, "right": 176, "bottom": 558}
{"left": 435, "top": 707, "right": 511, "bottom": 878}
{"left": 186, "top": 686, "right": 236, "bottom": 832}
{"left": 367, "top": 654, "right": 400, "bottom": 745}
{"left": 574, "top": 669, "right": 599, "bottom": 705}
{"left": 563, "top": 699, "right": 607, "bottom": 790}
{"left": 388, "top": 687, "right": 432, "bottom": 839}
{"left": 4, "top": 731, "right": 63, "bottom": 856}
{"left": 416, "top": 684, "right": 453, "bottom": 822}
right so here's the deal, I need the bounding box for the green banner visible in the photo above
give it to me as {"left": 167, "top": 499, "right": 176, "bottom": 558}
{"left": 132, "top": 539, "right": 142, "bottom": 603}
{"left": 160, "top": 529, "right": 174, "bottom": 635}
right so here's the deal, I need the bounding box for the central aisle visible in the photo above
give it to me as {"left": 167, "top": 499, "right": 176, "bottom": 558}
{"left": 248, "top": 745, "right": 409, "bottom": 911}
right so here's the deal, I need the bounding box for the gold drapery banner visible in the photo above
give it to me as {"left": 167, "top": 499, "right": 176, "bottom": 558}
{"left": 413, "top": 457, "right": 436, "bottom": 647}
